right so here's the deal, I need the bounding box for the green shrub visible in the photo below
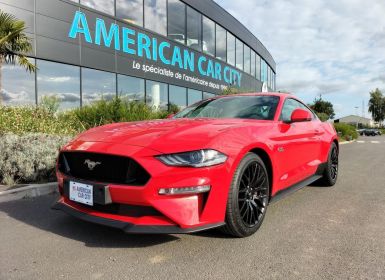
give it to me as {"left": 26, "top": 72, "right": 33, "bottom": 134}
{"left": 0, "top": 106, "right": 78, "bottom": 135}
{"left": 0, "top": 133, "right": 71, "bottom": 185}
{"left": 59, "top": 98, "right": 170, "bottom": 130}
{"left": 40, "top": 95, "right": 61, "bottom": 114}
{"left": 316, "top": 112, "right": 329, "bottom": 122}
{"left": 333, "top": 123, "right": 358, "bottom": 141}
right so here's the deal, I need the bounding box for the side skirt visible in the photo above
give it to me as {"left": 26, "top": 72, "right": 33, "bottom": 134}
{"left": 269, "top": 174, "right": 323, "bottom": 204}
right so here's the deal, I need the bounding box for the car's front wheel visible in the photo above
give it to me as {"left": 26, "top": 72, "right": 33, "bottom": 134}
{"left": 222, "top": 153, "right": 270, "bottom": 237}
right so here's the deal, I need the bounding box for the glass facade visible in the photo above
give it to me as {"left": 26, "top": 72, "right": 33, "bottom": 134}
{"left": 256, "top": 54, "right": 261, "bottom": 81}
{"left": 68, "top": 0, "right": 275, "bottom": 90}
{"left": 169, "top": 85, "right": 187, "bottom": 108}
{"left": 2, "top": 0, "right": 276, "bottom": 111}
{"left": 188, "top": 88, "right": 202, "bottom": 105}
{"left": 82, "top": 68, "right": 116, "bottom": 106}
{"left": 118, "top": 75, "right": 145, "bottom": 102}
{"left": 202, "top": 16, "right": 215, "bottom": 56}
{"left": 81, "top": 0, "right": 114, "bottom": 15}
{"left": 168, "top": 0, "right": 186, "bottom": 44}
{"left": 203, "top": 92, "right": 215, "bottom": 100}
{"left": 215, "top": 25, "right": 226, "bottom": 61}
{"left": 261, "top": 59, "right": 268, "bottom": 83}
{"left": 145, "top": 80, "right": 168, "bottom": 110}
{"left": 116, "top": 0, "right": 143, "bottom": 27}
{"left": 1, "top": 59, "right": 35, "bottom": 106}
{"left": 37, "top": 60, "right": 80, "bottom": 110}
{"left": 236, "top": 39, "right": 243, "bottom": 71}
{"left": 244, "top": 45, "right": 251, "bottom": 75}
{"left": 144, "top": 0, "right": 167, "bottom": 36}
{"left": 250, "top": 51, "right": 256, "bottom": 78}
{"left": 227, "top": 32, "right": 236, "bottom": 66}
{"left": 186, "top": 7, "right": 202, "bottom": 51}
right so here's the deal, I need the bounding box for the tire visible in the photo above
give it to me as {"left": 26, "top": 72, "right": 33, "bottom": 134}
{"left": 221, "top": 153, "right": 270, "bottom": 237}
{"left": 319, "top": 142, "right": 339, "bottom": 186}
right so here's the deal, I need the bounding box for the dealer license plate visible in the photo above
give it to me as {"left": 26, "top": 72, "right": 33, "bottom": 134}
{"left": 69, "top": 181, "right": 93, "bottom": 206}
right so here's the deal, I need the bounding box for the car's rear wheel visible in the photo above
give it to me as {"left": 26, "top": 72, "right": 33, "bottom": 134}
{"left": 320, "top": 142, "right": 339, "bottom": 186}
{"left": 221, "top": 153, "right": 270, "bottom": 237}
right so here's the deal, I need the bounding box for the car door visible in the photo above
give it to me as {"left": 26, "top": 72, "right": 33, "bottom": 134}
{"left": 273, "top": 98, "right": 321, "bottom": 191}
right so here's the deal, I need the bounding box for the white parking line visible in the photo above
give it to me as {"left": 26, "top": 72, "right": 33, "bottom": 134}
{"left": 371, "top": 141, "right": 380, "bottom": 144}
{"left": 357, "top": 141, "right": 365, "bottom": 143}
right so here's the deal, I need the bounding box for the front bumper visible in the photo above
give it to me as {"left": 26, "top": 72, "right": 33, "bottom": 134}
{"left": 52, "top": 199, "right": 224, "bottom": 234}
{"left": 54, "top": 141, "right": 234, "bottom": 232}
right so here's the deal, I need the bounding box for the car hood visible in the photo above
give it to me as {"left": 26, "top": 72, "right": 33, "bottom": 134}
{"left": 72, "top": 118, "right": 271, "bottom": 153}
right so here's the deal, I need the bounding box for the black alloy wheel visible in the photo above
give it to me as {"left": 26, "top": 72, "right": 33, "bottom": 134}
{"left": 319, "top": 142, "right": 339, "bottom": 186}
{"left": 330, "top": 145, "right": 338, "bottom": 181}
{"left": 238, "top": 161, "right": 269, "bottom": 227}
{"left": 222, "top": 153, "right": 270, "bottom": 237}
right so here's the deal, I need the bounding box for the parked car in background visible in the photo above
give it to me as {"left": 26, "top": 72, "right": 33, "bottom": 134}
{"left": 364, "top": 129, "right": 377, "bottom": 136}
{"left": 357, "top": 129, "right": 365, "bottom": 136}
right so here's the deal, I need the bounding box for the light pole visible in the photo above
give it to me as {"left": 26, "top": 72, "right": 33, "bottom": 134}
{"left": 355, "top": 106, "right": 359, "bottom": 129}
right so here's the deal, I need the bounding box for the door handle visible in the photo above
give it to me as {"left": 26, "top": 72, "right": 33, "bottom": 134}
{"left": 315, "top": 129, "right": 323, "bottom": 136}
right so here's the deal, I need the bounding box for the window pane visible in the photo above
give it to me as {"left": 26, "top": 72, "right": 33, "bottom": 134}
{"left": 167, "top": 0, "right": 186, "bottom": 44}
{"left": 144, "top": 0, "right": 167, "bottom": 36}
{"left": 169, "top": 85, "right": 186, "bottom": 109}
{"left": 268, "top": 67, "right": 272, "bottom": 88}
{"left": 202, "top": 16, "right": 215, "bottom": 56}
{"left": 227, "top": 32, "right": 235, "bottom": 66}
{"left": 82, "top": 68, "right": 116, "bottom": 106}
{"left": 146, "top": 80, "right": 168, "bottom": 110}
{"left": 236, "top": 39, "right": 243, "bottom": 70}
{"left": 250, "top": 51, "right": 256, "bottom": 77}
{"left": 81, "top": 0, "right": 114, "bottom": 15}
{"left": 1, "top": 59, "right": 35, "bottom": 106}
{"left": 118, "top": 75, "right": 145, "bottom": 102}
{"left": 187, "top": 7, "right": 202, "bottom": 51}
{"left": 116, "top": 0, "right": 143, "bottom": 27}
{"left": 244, "top": 45, "right": 251, "bottom": 74}
{"left": 261, "top": 59, "right": 268, "bottom": 83}
{"left": 256, "top": 54, "right": 261, "bottom": 80}
{"left": 203, "top": 92, "right": 215, "bottom": 100}
{"left": 215, "top": 25, "right": 226, "bottom": 61}
{"left": 187, "top": 88, "right": 202, "bottom": 105}
{"left": 37, "top": 60, "right": 80, "bottom": 110}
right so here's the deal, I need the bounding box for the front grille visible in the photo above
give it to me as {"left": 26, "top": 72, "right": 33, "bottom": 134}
{"left": 58, "top": 151, "right": 150, "bottom": 186}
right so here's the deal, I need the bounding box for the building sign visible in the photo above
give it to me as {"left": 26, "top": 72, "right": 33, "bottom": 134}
{"left": 68, "top": 11, "right": 255, "bottom": 93}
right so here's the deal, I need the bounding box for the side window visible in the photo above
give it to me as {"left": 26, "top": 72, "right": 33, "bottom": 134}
{"left": 280, "top": 98, "right": 313, "bottom": 122}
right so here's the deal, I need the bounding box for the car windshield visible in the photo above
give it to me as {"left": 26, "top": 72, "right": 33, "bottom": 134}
{"left": 174, "top": 95, "right": 280, "bottom": 120}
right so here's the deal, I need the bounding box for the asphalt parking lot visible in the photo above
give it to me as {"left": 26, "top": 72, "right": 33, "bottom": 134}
{"left": 1, "top": 135, "right": 385, "bottom": 280}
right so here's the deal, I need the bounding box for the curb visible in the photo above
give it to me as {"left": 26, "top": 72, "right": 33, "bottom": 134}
{"left": 0, "top": 182, "right": 58, "bottom": 203}
{"left": 339, "top": 140, "right": 356, "bottom": 145}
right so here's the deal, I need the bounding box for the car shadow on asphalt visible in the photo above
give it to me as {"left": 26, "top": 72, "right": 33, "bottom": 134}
{"left": 0, "top": 194, "right": 180, "bottom": 248}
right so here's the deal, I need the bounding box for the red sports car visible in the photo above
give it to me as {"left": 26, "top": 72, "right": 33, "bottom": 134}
{"left": 53, "top": 93, "right": 338, "bottom": 237}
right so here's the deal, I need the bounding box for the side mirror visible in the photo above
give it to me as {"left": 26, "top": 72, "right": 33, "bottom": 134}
{"left": 290, "top": 108, "right": 312, "bottom": 123}
{"left": 167, "top": 113, "right": 175, "bottom": 119}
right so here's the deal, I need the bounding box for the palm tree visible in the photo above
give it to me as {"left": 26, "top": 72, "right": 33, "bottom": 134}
{"left": 0, "top": 10, "right": 36, "bottom": 104}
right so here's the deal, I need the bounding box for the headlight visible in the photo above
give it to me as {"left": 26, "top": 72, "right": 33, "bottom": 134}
{"left": 156, "top": 149, "right": 227, "bottom": 167}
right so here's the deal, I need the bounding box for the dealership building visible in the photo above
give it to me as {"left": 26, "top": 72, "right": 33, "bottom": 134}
{"left": 0, "top": 0, "right": 276, "bottom": 110}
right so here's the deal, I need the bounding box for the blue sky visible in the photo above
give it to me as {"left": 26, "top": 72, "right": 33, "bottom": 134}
{"left": 216, "top": 0, "right": 385, "bottom": 119}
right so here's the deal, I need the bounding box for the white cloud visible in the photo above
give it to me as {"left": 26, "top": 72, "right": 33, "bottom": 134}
{"left": 216, "top": 0, "right": 385, "bottom": 118}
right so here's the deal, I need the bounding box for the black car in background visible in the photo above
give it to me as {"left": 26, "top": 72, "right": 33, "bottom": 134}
{"left": 362, "top": 129, "right": 380, "bottom": 136}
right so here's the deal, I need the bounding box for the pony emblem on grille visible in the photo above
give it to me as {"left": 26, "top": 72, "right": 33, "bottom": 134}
{"left": 84, "top": 159, "right": 101, "bottom": 170}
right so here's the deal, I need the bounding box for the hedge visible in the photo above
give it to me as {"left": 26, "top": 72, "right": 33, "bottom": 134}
{"left": 0, "top": 133, "right": 71, "bottom": 185}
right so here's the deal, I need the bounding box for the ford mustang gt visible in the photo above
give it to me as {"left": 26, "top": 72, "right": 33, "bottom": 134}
{"left": 52, "top": 93, "right": 339, "bottom": 237}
